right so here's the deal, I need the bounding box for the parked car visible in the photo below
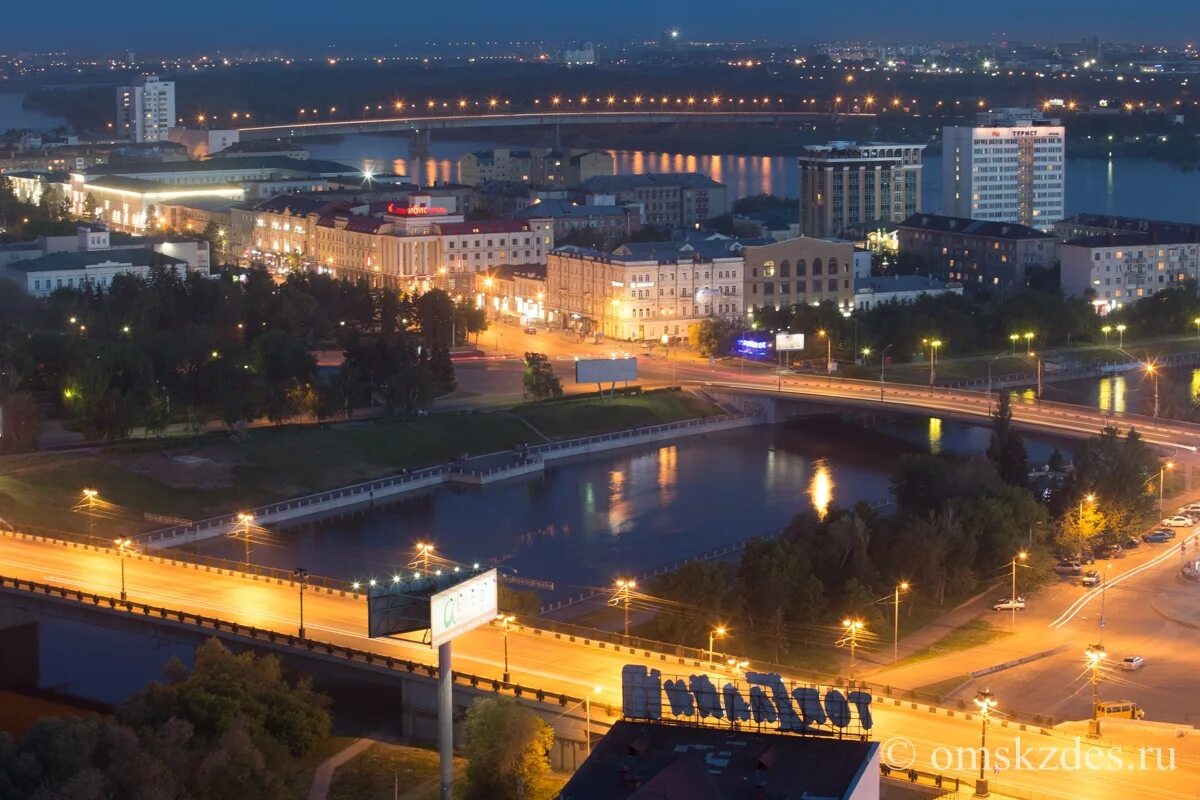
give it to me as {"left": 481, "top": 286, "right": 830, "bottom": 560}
{"left": 1081, "top": 570, "right": 1101, "bottom": 587}
{"left": 1121, "top": 537, "right": 1141, "bottom": 549}
{"left": 1161, "top": 516, "right": 1193, "bottom": 528}
{"left": 1143, "top": 531, "right": 1172, "bottom": 543}
{"left": 1120, "top": 656, "right": 1145, "bottom": 672}
{"left": 1180, "top": 503, "right": 1200, "bottom": 514}
{"left": 1054, "top": 560, "right": 1083, "bottom": 576}
{"left": 1096, "top": 543, "right": 1124, "bottom": 559}
{"left": 993, "top": 598, "right": 1027, "bottom": 611}
{"left": 523, "top": 327, "right": 537, "bottom": 335}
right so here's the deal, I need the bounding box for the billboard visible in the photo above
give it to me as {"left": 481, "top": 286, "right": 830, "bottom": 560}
{"left": 431, "top": 569, "right": 498, "bottom": 646}
{"left": 775, "top": 333, "right": 806, "bottom": 352}
{"left": 367, "top": 584, "right": 432, "bottom": 639}
{"left": 575, "top": 357, "right": 637, "bottom": 384}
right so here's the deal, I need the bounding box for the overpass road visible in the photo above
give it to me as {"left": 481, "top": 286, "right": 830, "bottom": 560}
{"left": 1, "top": 532, "right": 1198, "bottom": 798}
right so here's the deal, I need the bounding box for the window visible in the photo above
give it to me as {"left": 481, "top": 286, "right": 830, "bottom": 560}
{"left": 812, "top": 258, "right": 823, "bottom": 276}
{"left": 796, "top": 259, "right": 807, "bottom": 276}
{"left": 763, "top": 260, "right": 776, "bottom": 278}
{"left": 779, "top": 260, "right": 790, "bottom": 278}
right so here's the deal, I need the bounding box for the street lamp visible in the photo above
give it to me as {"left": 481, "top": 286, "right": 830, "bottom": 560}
{"left": 839, "top": 618, "right": 864, "bottom": 676}
{"left": 114, "top": 537, "right": 133, "bottom": 601}
{"left": 501, "top": 614, "right": 516, "bottom": 683}
{"left": 1101, "top": 324, "right": 1112, "bottom": 345}
{"left": 1029, "top": 351, "right": 1043, "bottom": 406}
{"left": 414, "top": 542, "right": 434, "bottom": 574}
{"left": 1116, "top": 323, "right": 1126, "bottom": 348}
{"left": 893, "top": 582, "right": 909, "bottom": 663}
{"left": 974, "top": 689, "right": 998, "bottom": 797}
{"left": 1023, "top": 331, "right": 1035, "bottom": 355}
{"left": 585, "top": 686, "right": 601, "bottom": 756}
{"left": 613, "top": 579, "right": 636, "bottom": 637}
{"left": 82, "top": 488, "right": 99, "bottom": 538}
{"left": 1144, "top": 362, "right": 1159, "bottom": 420}
{"left": 1009, "top": 551, "right": 1027, "bottom": 632}
{"left": 708, "top": 625, "right": 727, "bottom": 665}
{"left": 921, "top": 338, "right": 942, "bottom": 394}
{"left": 235, "top": 512, "right": 254, "bottom": 567}
{"left": 1193, "top": 317, "right": 1200, "bottom": 339}
{"left": 1086, "top": 643, "right": 1106, "bottom": 737}
{"left": 1159, "top": 462, "right": 1174, "bottom": 514}
{"left": 294, "top": 567, "right": 309, "bottom": 639}
{"left": 1080, "top": 493, "right": 1096, "bottom": 525}
{"left": 817, "top": 329, "right": 832, "bottom": 380}
{"left": 1009, "top": 333, "right": 1019, "bottom": 356}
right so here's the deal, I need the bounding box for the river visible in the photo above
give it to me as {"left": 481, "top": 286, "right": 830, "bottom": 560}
{"left": 298, "top": 133, "right": 1200, "bottom": 223}
{"left": 189, "top": 415, "right": 1069, "bottom": 598}
{"left": 0, "top": 91, "right": 69, "bottom": 132}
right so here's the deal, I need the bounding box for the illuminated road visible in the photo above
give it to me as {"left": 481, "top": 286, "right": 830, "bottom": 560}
{"left": 1, "top": 533, "right": 1198, "bottom": 798}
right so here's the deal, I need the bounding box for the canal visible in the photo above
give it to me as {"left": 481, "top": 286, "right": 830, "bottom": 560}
{"left": 190, "top": 415, "right": 1072, "bottom": 597}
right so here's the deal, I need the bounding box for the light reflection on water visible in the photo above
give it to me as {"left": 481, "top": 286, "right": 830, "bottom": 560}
{"left": 809, "top": 460, "right": 834, "bottom": 520}
{"left": 928, "top": 417, "right": 943, "bottom": 455}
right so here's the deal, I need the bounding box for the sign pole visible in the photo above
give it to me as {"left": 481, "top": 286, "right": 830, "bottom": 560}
{"left": 439, "top": 641, "right": 453, "bottom": 800}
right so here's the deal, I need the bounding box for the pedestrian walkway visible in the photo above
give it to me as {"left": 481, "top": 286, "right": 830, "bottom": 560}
{"left": 307, "top": 734, "right": 380, "bottom": 800}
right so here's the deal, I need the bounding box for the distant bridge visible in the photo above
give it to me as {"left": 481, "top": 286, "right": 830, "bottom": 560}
{"left": 237, "top": 110, "right": 873, "bottom": 141}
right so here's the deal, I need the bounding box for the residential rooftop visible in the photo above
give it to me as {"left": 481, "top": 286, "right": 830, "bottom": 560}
{"left": 579, "top": 172, "right": 724, "bottom": 191}
{"left": 7, "top": 249, "right": 187, "bottom": 273}
{"left": 899, "top": 213, "right": 1055, "bottom": 240}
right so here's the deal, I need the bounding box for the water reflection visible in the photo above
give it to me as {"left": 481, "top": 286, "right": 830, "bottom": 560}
{"left": 608, "top": 468, "right": 629, "bottom": 535}
{"left": 928, "top": 417, "right": 943, "bottom": 455}
{"left": 1097, "top": 376, "right": 1127, "bottom": 414}
{"left": 657, "top": 445, "right": 677, "bottom": 504}
{"left": 809, "top": 459, "right": 834, "bottom": 519}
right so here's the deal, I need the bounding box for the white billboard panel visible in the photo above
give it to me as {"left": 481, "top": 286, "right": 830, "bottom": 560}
{"left": 775, "top": 333, "right": 806, "bottom": 352}
{"left": 575, "top": 357, "right": 637, "bottom": 384}
{"left": 430, "top": 569, "right": 498, "bottom": 646}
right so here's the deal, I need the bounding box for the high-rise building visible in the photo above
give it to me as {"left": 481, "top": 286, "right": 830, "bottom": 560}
{"left": 116, "top": 75, "right": 176, "bottom": 143}
{"left": 797, "top": 142, "right": 924, "bottom": 240}
{"left": 942, "top": 110, "right": 1065, "bottom": 231}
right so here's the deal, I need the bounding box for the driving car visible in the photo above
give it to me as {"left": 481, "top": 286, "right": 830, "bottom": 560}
{"left": 523, "top": 327, "right": 537, "bottom": 335}
{"left": 1120, "top": 656, "right": 1145, "bottom": 671}
{"left": 1143, "top": 530, "right": 1172, "bottom": 543}
{"left": 993, "top": 598, "right": 1027, "bottom": 611}
{"left": 1081, "top": 570, "right": 1101, "bottom": 587}
{"left": 1161, "top": 515, "right": 1193, "bottom": 528}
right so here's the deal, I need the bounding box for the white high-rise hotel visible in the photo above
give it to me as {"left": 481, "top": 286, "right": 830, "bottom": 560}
{"left": 942, "top": 109, "right": 1064, "bottom": 231}
{"left": 116, "top": 75, "right": 176, "bottom": 143}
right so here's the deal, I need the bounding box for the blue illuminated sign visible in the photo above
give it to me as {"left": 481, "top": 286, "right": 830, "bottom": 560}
{"left": 621, "top": 665, "right": 873, "bottom": 737}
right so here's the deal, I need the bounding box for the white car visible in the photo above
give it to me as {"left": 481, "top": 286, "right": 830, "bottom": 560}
{"left": 1120, "top": 656, "right": 1145, "bottom": 671}
{"left": 1180, "top": 503, "right": 1200, "bottom": 514}
{"left": 993, "top": 598, "right": 1026, "bottom": 611}
{"left": 1161, "top": 516, "right": 1194, "bottom": 528}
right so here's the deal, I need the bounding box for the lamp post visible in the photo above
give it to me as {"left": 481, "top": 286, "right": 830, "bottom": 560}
{"left": 1116, "top": 324, "right": 1126, "bottom": 348}
{"left": 501, "top": 614, "right": 516, "bottom": 683}
{"left": 82, "top": 488, "right": 98, "bottom": 538}
{"left": 893, "top": 582, "right": 908, "bottom": 663}
{"left": 1101, "top": 325, "right": 1112, "bottom": 345}
{"left": 294, "top": 567, "right": 308, "bottom": 639}
{"left": 1193, "top": 317, "right": 1200, "bottom": 339}
{"left": 1160, "top": 462, "right": 1174, "bottom": 514}
{"left": 839, "top": 618, "right": 864, "bottom": 677}
{"left": 986, "top": 353, "right": 1005, "bottom": 414}
{"left": 1086, "top": 643, "right": 1106, "bottom": 737}
{"left": 1080, "top": 493, "right": 1096, "bottom": 526}
{"left": 708, "top": 625, "right": 727, "bottom": 665}
{"left": 1023, "top": 331, "right": 1034, "bottom": 355}
{"left": 879, "top": 344, "right": 893, "bottom": 402}
{"left": 614, "top": 579, "right": 636, "bottom": 637}
{"left": 922, "top": 338, "right": 942, "bottom": 395}
{"left": 974, "top": 689, "right": 997, "bottom": 797}
{"left": 1009, "top": 551, "right": 1027, "bottom": 632}
{"left": 1009, "top": 333, "right": 1019, "bottom": 356}
{"left": 818, "top": 329, "right": 832, "bottom": 382}
{"left": 235, "top": 512, "right": 254, "bottom": 567}
{"left": 1029, "top": 352, "right": 1043, "bottom": 407}
{"left": 414, "top": 542, "right": 434, "bottom": 574}
{"left": 586, "top": 686, "right": 601, "bottom": 756}
{"left": 114, "top": 537, "right": 132, "bottom": 601}
{"left": 1145, "top": 362, "right": 1159, "bottom": 420}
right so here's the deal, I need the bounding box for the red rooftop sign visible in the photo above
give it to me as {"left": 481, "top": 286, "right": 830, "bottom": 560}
{"left": 386, "top": 203, "right": 449, "bottom": 216}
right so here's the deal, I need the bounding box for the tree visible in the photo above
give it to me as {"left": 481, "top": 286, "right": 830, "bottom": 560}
{"left": 522, "top": 352, "right": 562, "bottom": 400}
{"left": 463, "top": 697, "right": 554, "bottom": 800}
{"left": 694, "top": 318, "right": 736, "bottom": 357}
{"left": 986, "top": 392, "right": 1029, "bottom": 486}
{"left": 81, "top": 192, "right": 99, "bottom": 220}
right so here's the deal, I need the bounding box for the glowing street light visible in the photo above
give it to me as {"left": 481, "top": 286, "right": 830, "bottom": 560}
{"left": 613, "top": 579, "right": 636, "bottom": 637}
{"left": 1009, "top": 551, "right": 1027, "bottom": 631}
{"left": 1101, "top": 324, "right": 1112, "bottom": 345}
{"left": 1116, "top": 323, "right": 1127, "bottom": 348}
{"left": 114, "top": 537, "right": 133, "bottom": 601}
{"left": 293, "top": 567, "right": 309, "bottom": 639}
{"left": 1009, "top": 332, "right": 1019, "bottom": 356}
{"left": 1023, "top": 331, "right": 1035, "bottom": 354}
{"left": 414, "top": 542, "right": 434, "bottom": 574}
{"left": 1145, "top": 361, "right": 1159, "bottom": 419}
{"left": 501, "top": 614, "right": 516, "bottom": 683}
{"left": 708, "top": 625, "right": 727, "bottom": 664}
{"left": 839, "top": 618, "right": 865, "bottom": 676}
{"left": 974, "top": 689, "right": 998, "bottom": 796}
{"left": 892, "top": 582, "right": 909, "bottom": 663}
{"left": 1086, "top": 644, "right": 1107, "bottom": 737}
{"left": 82, "top": 488, "right": 99, "bottom": 538}
{"left": 235, "top": 512, "right": 254, "bottom": 567}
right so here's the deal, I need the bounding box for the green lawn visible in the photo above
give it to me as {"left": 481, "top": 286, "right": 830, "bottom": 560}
{"left": 912, "top": 675, "right": 972, "bottom": 700}
{"left": 292, "top": 736, "right": 360, "bottom": 800}
{"left": 0, "top": 392, "right": 724, "bottom": 537}
{"left": 890, "top": 620, "right": 1011, "bottom": 670}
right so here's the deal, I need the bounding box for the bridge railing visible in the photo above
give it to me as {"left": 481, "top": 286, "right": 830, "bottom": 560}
{"left": 0, "top": 572, "right": 613, "bottom": 717}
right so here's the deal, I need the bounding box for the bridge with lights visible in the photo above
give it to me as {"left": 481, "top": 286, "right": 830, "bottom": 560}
{"left": 236, "top": 109, "right": 874, "bottom": 141}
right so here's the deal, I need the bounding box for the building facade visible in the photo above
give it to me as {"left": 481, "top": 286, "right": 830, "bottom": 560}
{"left": 942, "top": 114, "right": 1065, "bottom": 230}
{"left": 897, "top": 213, "right": 1057, "bottom": 294}
{"left": 546, "top": 241, "right": 744, "bottom": 341}
{"left": 741, "top": 236, "right": 859, "bottom": 315}
{"left": 5, "top": 249, "right": 192, "bottom": 296}
{"left": 457, "top": 148, "right": 614, "bottom": 187}
{"left": 473, "top": 264, "right": 548, "bottom": 323}
{"left": 797, "top": 142, "right": 924, "bottom": 239}
{"left": 116, "top": 76, "right": 176, "bottom": 143}
{"left": 853, "top": 274, "right": 963, "bottom": 311}
{"left": 511, "top": 199, "right": 639, "bottom": 241}
{"left": 167, "top": 128, "right": 240, "bottom": 158}
{"left": 578, "top": 173, "right": 725, "bottom": 228}
{"left": 1060, "top": 233, "right": 1200, "bottom": 314}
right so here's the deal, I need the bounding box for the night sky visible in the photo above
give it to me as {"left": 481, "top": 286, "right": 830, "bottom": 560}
{"left": 9, "top": 0, "right": 1200, "bottom": 52}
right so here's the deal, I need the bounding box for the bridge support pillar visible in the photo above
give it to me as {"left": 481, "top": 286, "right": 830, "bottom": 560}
{"left": 410, "top": 129, "right": 432, "bottom": 159}
{"left": 0, "top": 607, "right": 39, "bottom": 691}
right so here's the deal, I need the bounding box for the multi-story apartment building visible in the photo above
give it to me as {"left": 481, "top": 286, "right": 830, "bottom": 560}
{"left": 458, "top": 148, "right": 614, "bottom": 187}
{"left": 742, "top": 236, "right": 860, "bottom": 315}
{"left": 897, "top": 213, "right": 1057, "bottom": 295}
{"left": 116, "top": 76, "right": 176, "bottom": 143}
{"left": 578, "top": 173, "right": 725, "bottom": 228}
{"left": 797, "top": 142, "right": 924, "bottom": 239}
{"left": 546, "top": 239, "right": 744, "bottom": 341}
{"left": 1053, "top": 213, "right": 1200, "bottom": 245}
{"left": 511, "top": 199, "right": 639, "bottom": 242}
{"left": 942, "top": 111, "right": 1065, "bottom": 230}
{"left": 473, "top": 264, "right": 548, "bottom": 324}
{"left": 1060, "top": 233, "right": 1200, "bottom": 314}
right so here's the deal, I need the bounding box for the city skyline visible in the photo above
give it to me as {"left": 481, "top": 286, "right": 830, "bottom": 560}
{"left": 6, "top": 0, "right": 1200, "bottom": 51}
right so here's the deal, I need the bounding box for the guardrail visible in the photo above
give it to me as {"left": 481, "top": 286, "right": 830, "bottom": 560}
{"left": 0, "top": 572, "right": 608, "bottom": 716}
{"left": 946, "top": 350, "right": 1200, "bottom": 390}
{"left": 880, "top": 765, "right": 960, "bottom": 795}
